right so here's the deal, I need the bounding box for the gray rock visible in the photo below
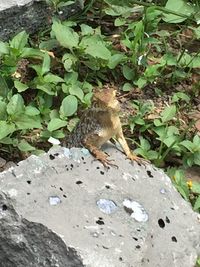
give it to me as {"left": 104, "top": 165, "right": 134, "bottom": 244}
{"left": 0, "top": 0, "right": 83, "bottom": 41}
{"left": 0, "top": 145, "right": 199, "bottom": 267}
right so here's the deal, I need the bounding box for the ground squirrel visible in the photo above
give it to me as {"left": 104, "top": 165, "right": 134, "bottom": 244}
{"left": 66, "top": 85, "right": 147, "bottom": 167}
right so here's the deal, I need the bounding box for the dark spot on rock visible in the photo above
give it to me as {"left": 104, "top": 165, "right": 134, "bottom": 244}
{"left": 2, "top": 204, "right": 7, "bottom": 211}
{"left": 170, "top": 207, "right": 175, "bottom": 210}
{"left": 86, "top": 169, "right": 89, "bottom": 171}
{"left": 124, "top": 206, "right": 133, "bottom": 215}
{"left": 70, "top": 164, "right": 74, "bottom": 168}
{"left": 83, "top": 162, "right": 86, "bottom": 164}
{"left": 81, "top": 156, "right": 84, "bottom": 160}
{"left": 49, "top": 154, "right": 55, "bottom": 160}
{"left": 96, "top": 166, "right": 100, "bottom": 169}
{"left": 132, "top": 177, "right": 135, "bottom": 181}
{"left": 76, "top": 180, "right": 83, "bottom": 185}
{"left": 96, "top": 218, "right": 104, "bottom": 225}
{"left": 76, "top": 225, "right": 79, "bottom": 228}
{"left": 171, "top": 236, "right": 177, "bottom": 242}
{"left": 136, "top": 228, "right": 141, "bottom": 232}
{"left": 158, "top": 218, "right": 165, "bottom": 228}
{"left": 27, "top": 180, "right": 31, "bottom": 185}
{"left": 54, "top": 153, "right": 59, "bottom": 156}
{"left": 105, "top": 185, "right": 110, "bottom": 189}
{"left": 60, "top": 187, "right": 63, "bottom": 191}
{"left": 119, "top": 257, "right": 123, "bottom": 261}
{"left": 34, "top": 200, "right": 37, "bottom": 203}
{"left": 166, "top": 216, "right": 170, "bottom": 223}
{"left": 66, "top": 168, "right": 69, "bottom": 171}
{"left": 151, "top": 234, "right": 153, "bottom": 238}
{"left": 135, "top": 245, "right": 141, "bottom": 249}
{"left": 133, "top": 237, "right": 138, "bottom": 241}
{"left": 27, "top": 193, "right": 30, "bottom": 195}
{"left": 63, "top": 194, "right": 67, "bottom": 198}
{"left": 147, "top": 170, "right": 153, "bottom": 178}
{"left": 100, "top": 171, "right": 104, "bottom": 175}
{"left": 51, "top": 185, "right": 56, "bottom": 188}
{"left": 102, "top": 245, "right": 109, "bottom": 249}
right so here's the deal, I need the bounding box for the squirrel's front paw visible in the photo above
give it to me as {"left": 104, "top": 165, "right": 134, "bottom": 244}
{"left": 128, "top": 153, "right": 150, "bottom": 166}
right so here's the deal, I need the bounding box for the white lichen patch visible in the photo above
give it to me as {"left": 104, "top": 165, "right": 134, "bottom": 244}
{"left": 123, "top": 199, "right": 148, "bottom": 222}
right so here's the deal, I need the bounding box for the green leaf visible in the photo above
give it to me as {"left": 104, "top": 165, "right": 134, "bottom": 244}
{"left": 52, "top": 21, "right": 79, "bottom": 49}
{"left": 180, "top": 140, "right": 194, "bottom": 152}
{"left": 161, "top": 105, "right": 176, "bottom": 122}
{"left": 80, "top": 24, "right": 93, "bottom": 35}
{"left": 122, "top": 82, "right": 132, "bottom": 92}
{"left": 0, "top": 100, "right": 7, "bottom": 120}
{"left": 47, "top": 118, "right": 67, "bottom": 132}
{"left": 0, "top": 121, "right": 15, "bottom": 140}
{"left": 0, "top": 41, "right": 9, "bottom": 55}
{"left": 134, "top": 77, "right": 147, "bottom": 88}
{"left": 18, "top": 140, "right": 35, "bottom": 151}
{"left": 194, "top": 196, "right": 200, "bottom": 211}
{"left": 10, "top": 31, "right": 28, "bottom": 50}
{"left": 192, "top": 182, "right": 200, "bottom": 194}
{"left": 14, "top": 80, "right": 29, "bottom": 92}
{"left": 0, "top": 74, "right": 9, "bottom": 97}
{"left": 163, "top": 0, "right": 194, "bottom": 23}
{"left": 20, "top": 48, "right": 44, "bottom": 58}
{"left": 43, "top": 74, "right": 64, "bottom": 83}
{"left": 41, "top": 52, "right": 51, "bottom": 76}
{"left": 114, "top": 17, "right": 126, "bottom": 26}
{"left": 7, "top": 94, "right": 24, "bottom": 116}
{"left": 172, "top": 92, "right": 190, "bottom": 103}
{"left": 108, "top": 54, "right": 124, "bottom": 69}
{"left": 69, "top": 85, "right": 84, "bottom": 100}
{"left": 60, "top": 95, "right": 78, "bottom": 117}
{"left": 15, "top": 115, "right": 42, "bottom": 129}
{"left": 25, "top": 106, "right": 40, "bottom": 116}
{"left": 36, "top": 84, "right": 55, "bottom": 95}
{"left": 122, "top": 65, "right": 135, "bottom": 80}
{"left": 81, "top": 36, "right": 111, "bottom": 60}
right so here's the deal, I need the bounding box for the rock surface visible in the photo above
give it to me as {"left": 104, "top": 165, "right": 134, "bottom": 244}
{"left": 0, "top": 0, "right": 83, "bottom": 41}
{"left": 0, "top": 145, "right": 199, "bottom": 267}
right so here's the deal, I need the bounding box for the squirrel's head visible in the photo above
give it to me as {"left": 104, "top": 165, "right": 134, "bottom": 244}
{"left": 92, "top": 85, "right": 120, "bottom": 110}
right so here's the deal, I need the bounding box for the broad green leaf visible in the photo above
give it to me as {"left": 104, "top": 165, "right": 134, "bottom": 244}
{"left": 41, "top": 52, "right": 51, "bottom": 76}
{"left": 14, "top": 80, "right": 29, "bottom": 92}
{"left": 194, "top": 196, "right": 200, "bottom": 211}
{"left": 81, "top": 36, "right": 111, "bottom": 60}
{"left": 20, "top": 48, "right": 44, "bottom": 58}
{"left": 194, "top": 152, "right": 200, "bottom": 165}
{"left": 52, "top": 130, "right": 65, "bottom": 138}
{"left": 0, "top": 100, "right": 7, "bottom": 120}
{"left": 43, "top": 74, "right": 64, "bottom": 84}
{"left": 0, "top": 41, "right": 9, "bottom": 55}
{"left": 80, "top": 24, "right": 93, "bottom": 35}
{"left": 15, "top": 115, "right": 42, "bottom": 129}
{"left": 108, "top": 54, "right": 124, "bottom": 69}
{"left": 37, "top": 84, "right": 55, "bottom": 95}
{"left": 69, "top": 85, "right": 84, "bottom": 100}
{"left": 163, "top": 0, "right": 194, "bottom": 23}
{"left": 139, "top": 136, "right": 150, "bottom": 150}
{"left": 7, "top": 94, "right": 24, "bottom": 116}
{"left": 172, "top": 92, "right": 190, "bottom": 103}
{"left": 0, "top": 121, "right": 15, "bottom": 140}
{"left": 60, "top": 95, "right": 78, "bottom": 117}
{"left": 10, "top": 31, "right": 28, "bottom": 50}
{"left": 193, "top": 26, "right": 200, "bottom": 39}
{"left": 114, "top": 17, "right": 126, "bottom": 26}
{"left": 47, "top": 118, "right": 67, "bottom": 132}
{"left": 52, "top": 21, "right": 79, "bottom": 49}
{"left": 122, "top": 82, "right": 132, "bottom": 92}
{"left": 0, "top": 74, "right": 9, "bottom": 97}
{"left": 25, "top": 106, "right": 40, "bottom": 116}
{"left": 122, "top": 65, "right": 135, "bottom": 80}
{"left": 39, "top": 39, "right": 59, "bottom": 50}
{"left": 192, "top": 182, "right": 200, "bottom": 194}
{"left": 134, "top": 77, "right": 147, "bottom": 88}
{"left": 18, "top": 140, "right": 35, "bottom": 151}
{"left": 180, "top": 140, "right": 194, "bottom": 152}
{"left": 161, "top": 105, "right": 176, "bottom": 122}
